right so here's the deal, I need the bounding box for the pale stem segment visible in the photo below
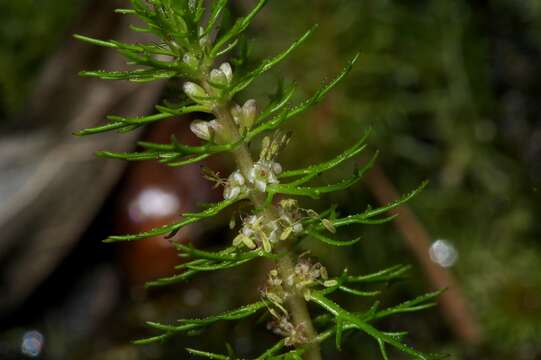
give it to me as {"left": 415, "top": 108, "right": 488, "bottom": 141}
{"left": 208, "top": 84, "right": 322, "bottom": 360}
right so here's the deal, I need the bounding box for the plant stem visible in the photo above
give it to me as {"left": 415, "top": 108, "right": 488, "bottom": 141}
{"left": 276, "top": 252, "right": 322, "bottom": 360}
{"left": 212, "top": 100, "right": 322, "bottom": 360}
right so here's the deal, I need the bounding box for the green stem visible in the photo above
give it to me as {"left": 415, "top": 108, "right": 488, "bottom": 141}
{"left": 209, "top": 88, "right": 321, "bottom": 360}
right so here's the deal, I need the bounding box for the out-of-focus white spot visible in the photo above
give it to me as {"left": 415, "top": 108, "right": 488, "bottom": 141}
{"left": 183, "top": 288, "right": 203, "bottom": 306}
{"left": 128, "top": 187, "right": 180, "bottom": 223}
{"left": 429, "top": 239, "right": 458, "bottom": 268}
{"left": 21, "top": 330, "right": 44, "bottom": 357}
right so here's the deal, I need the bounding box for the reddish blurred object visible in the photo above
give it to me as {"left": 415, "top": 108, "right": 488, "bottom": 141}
{"left": 115, "top": 120, "right": 223, "bottom": 285}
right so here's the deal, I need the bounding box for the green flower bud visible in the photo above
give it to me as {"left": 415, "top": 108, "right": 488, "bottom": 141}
{"left": 210, "top": 68, "right": 228, "bottom": 87}
{"left": 182, "top": 53, "right": 199, "bottom": 70}
{"left": 219, "top": 62, "right": 233, "bottom": 83}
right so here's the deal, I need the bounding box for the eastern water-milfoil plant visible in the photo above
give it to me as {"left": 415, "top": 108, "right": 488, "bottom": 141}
{"left": 74, "top": 1, "right": 444, "bottom": 359}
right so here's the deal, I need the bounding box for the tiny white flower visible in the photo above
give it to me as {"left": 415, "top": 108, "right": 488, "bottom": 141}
{"left": 255, "top": 179, "right": 267, "bottom": 192}
{"left": 242, "top": 227, "right": 254, "bottom": 237}
{"left": 230, "top": 186, "right": 242, "bottom": 199}
{"left": 247, "top": 167, "right": 257, "bottom": 183}
{"left": 293, "top": 223, "right": 303, "bottom": 233}
{"left": 232, "top": 171, "right": 245, "bottom": 185}
{"left": 224, "top": 186, "right": 239, "bottom": 200}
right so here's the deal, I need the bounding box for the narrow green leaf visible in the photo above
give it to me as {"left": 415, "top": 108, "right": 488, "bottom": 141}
{"left": 374, "top": 289, "right": 444, "bottom": 320}
{"left": 255, "top": 339, "right": 287, "bottom": 360}
{"left": 211, "top": 0, "right": 268, "bottom": 57}
{"left": 75, "top": 112, "right": 174, "bottom": 136}
{"left": 186, "top": 348, "right": 230, "bottom": 360}
{"left": 267, "top": 151, "right": 377, "bottom": 200}
{"left": 330, "top": 181, "right": 428, "bottom": 228}
{"left": 346, "top": 264, "right": 411, "bottom": 284}
{"left": 132, "top": 333, "right": 173, "bottom": 345}
{"left": 336, "top": 317, "right": 344, "bottom": 350}
{"left": 288, "top": 53, "right": 360, "bottom": 119}
{"left": 307, "top": 230, "right": 360, "bottom": 247}
{"left": 246, "top": 54, "right": 359, "bottom": 141}
{"left": 281, "top": 128, "right": 371, "bottom": 178}
{"left": 146, "top": 301, "right": 266, "bottom": 332}
{"left": 309, "top": 291, "right": 433, "bottom": 360}
{"left": 338, "top": 286, "right": 380, "bottom": 297}
{"left": 103, "top": 198, "right": 239, "bottom": 242}
{"left": 230, "top": 25, "right": 318, "bottom": 96}
{"left": 74, "top": 34, "right": 118, "bottom": 48}
{"left": 377, "top": 338, "right": 390, "bottom": 360}
{"left": 115, "top": 8, "right": 137, "bottom": 15}
{"left": 205, "top": 0, "right": 229, "bottom": 34}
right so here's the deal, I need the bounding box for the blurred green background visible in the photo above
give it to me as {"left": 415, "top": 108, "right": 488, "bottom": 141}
{"left": 1, "top": 0, "right": 540, "bottom": 359}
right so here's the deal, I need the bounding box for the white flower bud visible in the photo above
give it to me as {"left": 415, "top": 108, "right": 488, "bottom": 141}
{"left": 231, "top": 103, "right": 242, "bottom": 125}
{"left": 272, "top": 162, "right": 283, "bottom": 175}
{"left": 323, "top": 280, "right": 338, "bottom": 288}
{"left": 232, "top": 171, "right": 245, "bottom": 186}
{"left": 247, "top": 167, "right": 257, "bottom": 183}
{"left": 242, "top": 99, "right": 257, "bottom": 128}
{"left": 199, "top": 26, "right": 209, "bottom": 47}
{"left": 262, "top": 237, "right": 272, "bottom": 253}
{"left": 293, "top": 223, "right": 304, "bottom": 234}
{"left": 208, "top": 119, "right": 221, "bottom": 133}
{"left": 219, "top": 62, "right": 233, "bottom": 83}
{"left": 224, "top": 186, "right": 241, "bottom": 200}
{"left": 242, "top": 236, "right": 257, "bottom": 249}
{"left": 255, "top": 179, "right": 267, "bottom": 192}
{"left": 280, "top": 227, "right": 293, "bottom": 241}
{"left": 183, "top": 82, "right": 208, "bottom": 102}
{"left": 210, "top": 68, "right": 228, "bottom": 87}
{"left": 242, "top": 227, "right": 254, "bottom": 237}
{"left": 190, "top": 120, "right": 211, "bottom": 141}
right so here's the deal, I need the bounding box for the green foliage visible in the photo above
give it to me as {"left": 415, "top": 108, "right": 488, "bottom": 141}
{"left": 0, "top": 0, "right": 79, "bottom": 117}
{"left": 75, "top": 1, "right": 442, "bottom": 359}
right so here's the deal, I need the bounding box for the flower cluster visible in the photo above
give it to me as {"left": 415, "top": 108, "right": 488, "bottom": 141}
{"left": 287, "top": 256, "right": 330, "bottom": 300}
{"left": 247, "top": 159, "right": 282, "bottom": 192}
{"left": 262, "top": 261, "right": 327, "bottom": 346}
{"left": 232, "top": 199, "right": 305, "bottom": 252}
{"left": 262, "top": 258, "right": 329, "bottom": 313}
{"left": 223, "top": 157, "right": 283, "bottom": 200}
{"left": 223, "top": 170, "right": 249, "bottom": 200}
{"left": 231, "top": 99, "right": 257, "bottom": 131}
{"left": 267, "top": 315, "right": 307, "bottom": 346}
{"left": 186, "top": 62, "right": 241, "bottom": 142}
{"left": 232, "top": 214, "right": 277, "bottom": 252}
